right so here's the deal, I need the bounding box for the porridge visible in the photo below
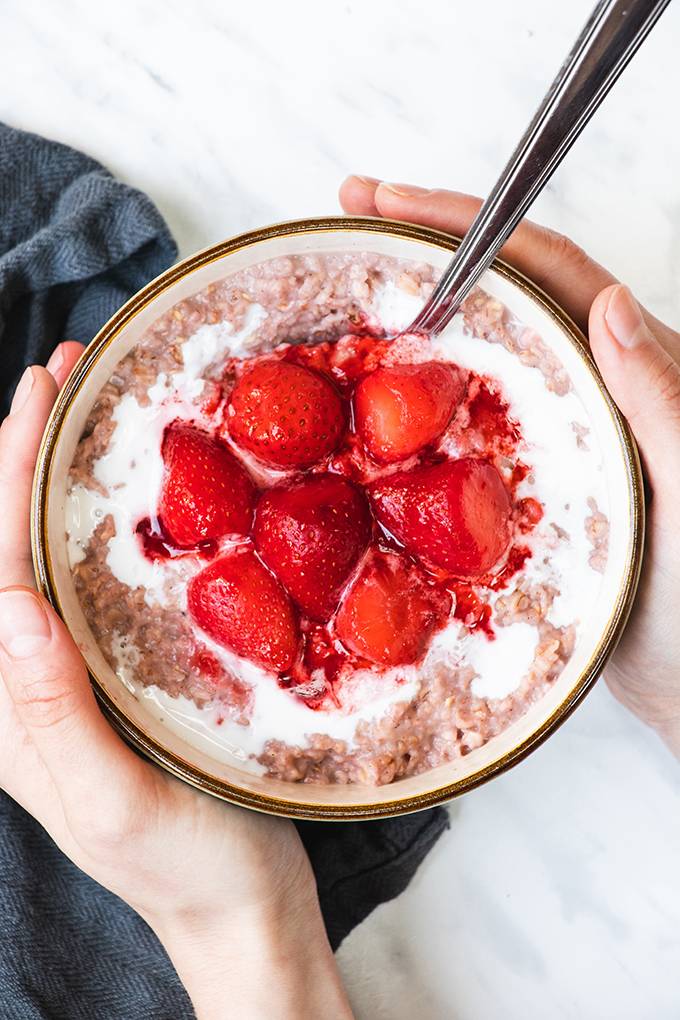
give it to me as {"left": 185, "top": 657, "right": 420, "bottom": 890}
{"left": 66, "top": 253, "right": 609, "bottom": 785}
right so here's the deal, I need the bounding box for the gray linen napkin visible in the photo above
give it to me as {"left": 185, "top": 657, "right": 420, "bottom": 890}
{"left": 0, "top": 121, "right": 448, "bottom": 1019}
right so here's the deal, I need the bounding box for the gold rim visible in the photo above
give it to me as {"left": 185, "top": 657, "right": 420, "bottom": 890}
{"left": 31, "top": 216, "right": 645, "bottom": 821}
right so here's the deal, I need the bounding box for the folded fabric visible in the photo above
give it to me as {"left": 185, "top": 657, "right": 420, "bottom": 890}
{"left": 0, "top": 121, "right": 449, "bottom": 1017}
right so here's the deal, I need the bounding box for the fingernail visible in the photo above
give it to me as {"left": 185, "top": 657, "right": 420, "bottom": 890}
{"left": 9, "top": 368, "right": 35, "bottom": 416}
{"left": 604, "top": 286, "right": 647, "bottom": 350}
{"left": 378, "top": 182, "right": 431, "bottom": 198}
{"left": 46, "top": 345, "right": 65, "bottom": 377}
{"left": 354, "top": 175, "right": 381, "bottom": 187}
{"left": 0, "top": 589, "right": 52, "bottom": 660}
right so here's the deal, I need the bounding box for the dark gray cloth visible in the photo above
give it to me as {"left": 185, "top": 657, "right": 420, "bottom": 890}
{"left": 0, "top": 123, "right": 177, "bottom": 418}
{"left": 0, "top": 122, "right": 448, "bottom": 1018}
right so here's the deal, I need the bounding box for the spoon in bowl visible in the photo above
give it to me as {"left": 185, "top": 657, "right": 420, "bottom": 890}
{"left": 405, "top": 0, "right": 672, "bottom": 339}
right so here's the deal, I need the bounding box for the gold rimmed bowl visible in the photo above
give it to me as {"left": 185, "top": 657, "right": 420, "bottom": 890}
{"left": 31, "top": 217, "right": 644, "bottom": 820}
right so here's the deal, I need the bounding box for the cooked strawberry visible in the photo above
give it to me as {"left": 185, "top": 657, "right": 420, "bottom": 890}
{"left": 369, "top": 457, "right": 512, "bottom": 579}
{"left": 159, "top": 422, "right": 254, "bottom": 548}
{"left": 335, "top": 549, "right": 452, "bottom": 666}
{"left": 354, "top": 362, "right": 464, "bottom": 463}
{"left": 227, "top": 360, "right": 346, "bottom": 469}
{"left": 187, "top": 549, "right": 299, "bottom": 672}
{"left": 254, "top": 474, "right": 372, "bottom": 622}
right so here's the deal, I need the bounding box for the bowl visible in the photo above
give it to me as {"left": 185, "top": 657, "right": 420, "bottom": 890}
{"left": 31, "top": 216, "right": 644, "bottom": 820}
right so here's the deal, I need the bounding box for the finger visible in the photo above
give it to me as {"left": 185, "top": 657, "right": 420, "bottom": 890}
{"left": 0, "top": 368, "right": 58, "bottom": 588}
{"left": 46, "top": 341, "right": 85, "bottom": 388}
{"left": 0, "top": 586, "right": 146, "bottom": 830}
{"left": 338, "top": 174, "right": 381, "bottom": 217}
{"left": 589, "top": 284, "right": 680, "bottom": 505}
{"left": 0, "top": 345, "right": 84, "bottom": 590}
{"left": 340, "top": 177, "right": 617, "bottom": 332}
{"left": 339, "top": 174, "right": 389, "bottom": 214}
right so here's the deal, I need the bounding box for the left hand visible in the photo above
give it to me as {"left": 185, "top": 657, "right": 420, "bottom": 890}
{"left": 0, "top": 345, "right": 352, "bottom": 1020}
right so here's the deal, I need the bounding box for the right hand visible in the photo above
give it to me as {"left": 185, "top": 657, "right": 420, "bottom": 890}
{"left": 340, "top": 177, "right": 680, "bottom": 755}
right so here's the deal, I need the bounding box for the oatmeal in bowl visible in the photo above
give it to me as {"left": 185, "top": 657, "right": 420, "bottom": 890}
{"left": 32, "top": 218, "right": 643, "bottom": 818}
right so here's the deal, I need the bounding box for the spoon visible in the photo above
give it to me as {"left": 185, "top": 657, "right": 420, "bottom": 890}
{"left": 406, "top": 0, "right": 672, "bottom": 338}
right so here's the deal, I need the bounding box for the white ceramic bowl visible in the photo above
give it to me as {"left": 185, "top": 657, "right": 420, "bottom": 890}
{"left": 31, "top": 217, "right": 644, "bottom": 819}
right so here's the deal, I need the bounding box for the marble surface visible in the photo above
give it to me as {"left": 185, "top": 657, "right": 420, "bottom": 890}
{"left": 3, "top": 0, "right": 680, "bottom": 1016}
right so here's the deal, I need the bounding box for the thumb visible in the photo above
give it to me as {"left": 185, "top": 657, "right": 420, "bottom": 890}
{"left": 0, "top": 586, "right": 140, "bottom": 812}
{"left": 589, "top": 284, "right": 680, "bottom": 497}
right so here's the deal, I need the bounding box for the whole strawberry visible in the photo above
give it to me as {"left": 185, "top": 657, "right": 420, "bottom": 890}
{"left": 254, "top": 474, "right": 372, "bottom": 622}
{"left": 369, "top": 457, "right": 512, "bottom": 579}
{"left": 355, "top": 361, "right": 465, "bottom": 463}
{"left": 159, "top": 422, "right": 255, "bottom": 548}
{"left": 188, "top": 548, "right": 299, "bottom": 673}
{"left": 335, "top": 549, "right": 452, "bottom": 666}
{"left": 227, "top": 359, "right": 346, "bottom": 469}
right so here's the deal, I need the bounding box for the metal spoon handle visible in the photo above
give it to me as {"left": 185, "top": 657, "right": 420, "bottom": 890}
{"left": 407, "top": 0, "right": 672, "bottom": 337}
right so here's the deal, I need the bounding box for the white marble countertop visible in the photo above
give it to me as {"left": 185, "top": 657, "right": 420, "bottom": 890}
{"left": 3, "top": 1, "right": 680, "bottom": 1016}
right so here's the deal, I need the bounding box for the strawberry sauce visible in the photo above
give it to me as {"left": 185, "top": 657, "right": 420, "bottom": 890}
{"left": 282, "top": 331, "right": 392, "bottom": 396}
{"left": 464, "top": 379, "right": 521, "bottom": 457}
{"left": 450, "top": 584, "right": 494, "bottom": 637}
{"left": 136, "top": 516, "right": 217, "bottom": 562}
{"left": 190, "top": 648, "right": 252, "bottom": 717}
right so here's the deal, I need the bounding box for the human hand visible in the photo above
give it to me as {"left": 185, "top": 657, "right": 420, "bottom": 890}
{"left": 0, "top": 346, "right": 352, "bottom": 1019}
{"left": 340, "top": 176, "right": 680, "bottom": 757}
